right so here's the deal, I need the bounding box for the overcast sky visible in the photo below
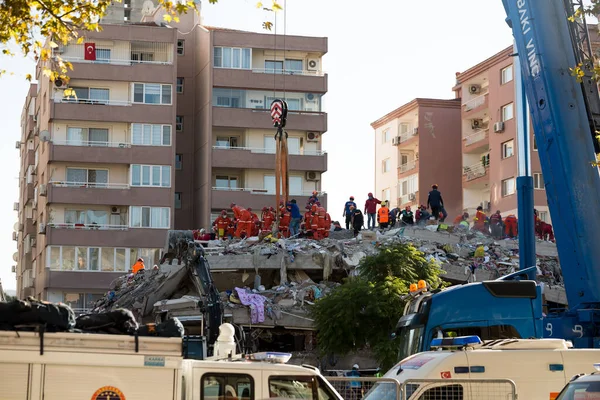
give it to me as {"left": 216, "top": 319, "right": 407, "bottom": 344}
{"left": 0, "top": 0, "right": 517, "bottom": 290}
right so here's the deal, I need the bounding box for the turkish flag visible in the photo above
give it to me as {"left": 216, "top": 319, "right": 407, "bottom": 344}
{"left": 440, "top": 371, "right": 452, "bottom": 379}
{"left": 84, "top": 43, "right": 96, "bottom": 61}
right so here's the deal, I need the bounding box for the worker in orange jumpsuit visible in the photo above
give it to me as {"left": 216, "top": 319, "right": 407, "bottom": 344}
{"left": 234, "top": 207, "right": 253, "bottom": 238}
{"left": 261, "top": 207, "right": 275, "bottom": 233}
{"left": 309, "top": 204, "right": 321, "bottom": 239}
{"left": 316, "top": 205, "right": 327, "bottom": 240}
{"left": 473, "top": 206, "right": 488, "bottom": 234}
{"left": 324, "top": 211, "right": 332, "bottom": 238}
{"left": 504, "top": 214, "right": 518, "bottom": 238}
{"left": 213, "top": 210, "right": 231, "bottom": 239}
{"left": 278, "top": 201, "right": 291, "bottom": 238}
{"left": 247, "top": 207, "right": 260, "bottom": 236}
{"left": 132, "top": 257, "right": 145, "bottom": 274}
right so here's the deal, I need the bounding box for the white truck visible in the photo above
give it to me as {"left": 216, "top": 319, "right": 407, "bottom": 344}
{"left": 0, "top": 323, "right": 342, "bottom": 400}
{"left": 363, "top": 335, "right": 600, "bottom": 400}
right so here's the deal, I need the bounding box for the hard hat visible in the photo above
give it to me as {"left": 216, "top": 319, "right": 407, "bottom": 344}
{"left": 269, "top": 206, "right": 274, "bottom": 211}
{"left": 137, "top": 258, "right": 144, "bottom": 262}
{"left": 247, "top": 207, "right": 252, "bottom": 212}
{"left": 262, "top": 206, "right": 268, "bottom": 211}
{"left": 368, "top": 192, "right": 373, "bottom": 197}
{"left": 312, "top": 191, "right": 318, "bottom": 195}
{"left": 221, "top": 210, "right": 227, "bottom": 215}
{"left": 350, "top": 196, "right": 354, "bottom": 200}
{"left": 353, "top": 364, "right": 359, "bottom": 370}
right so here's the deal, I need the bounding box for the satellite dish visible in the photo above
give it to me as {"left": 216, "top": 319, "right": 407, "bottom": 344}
{"left": 13, "top": 252, "right": 18, "bottom": 262}
{"left": 141, "top": 0, "right": 156, "bottom": 16}
{"left": 40, "top": 130, "right": 50, "bottom": 142}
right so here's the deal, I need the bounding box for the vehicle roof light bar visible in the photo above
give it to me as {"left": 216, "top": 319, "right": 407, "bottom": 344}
{"left": 430, "top": 335, "right": 482, "bottom": 349}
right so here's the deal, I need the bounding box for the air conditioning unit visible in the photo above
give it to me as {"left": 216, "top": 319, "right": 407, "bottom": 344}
{"left": 306, "top": 132, "right": 320, "bottom": 142}
{"left": 13, "top": 202, "right": 19, "bottom": 211}
{"left": 306, "top": 171, "right": 320, "bottom": 181}
{"left": 15, "top": 141, "right": 21, "bottom": 149}
{"left": 482, "top": 201, "right": 491, "bottom": 211}
{"left": 469, "top": 84, "right": 482, "bottom": 94}
{"left": 392, "top": 137, "right": 401, "bottom": 146}
{"left": 39, "top": 184, "right": 47, "bottom": 196}
{"left": 12, "top": 232, "right": 17, "bottom": 241}
{"left": 307, "top": 59, "right": 319, "bottom": 71}
{"left": 471, "top": 119, "right": 484, "bottom": 129}
{"left": 408, "top": 193, "right": 416, "bottom": 201}
{"left": 53, "top": 78, "right": 68, "bottom": 90}
{"left": 11, "top": 265, "right": 16, "bottom": 273}
{"left": 111, "top": 206, "right": 121, "bottom": 215}
{"left": 305, "top": 93, "right": 316, "bottom": 102}
{"left": 38, "top": 223, "right": 46, "bottom": 235}
{"left": 494, "top": 121, "right": 505, "bottom": 133}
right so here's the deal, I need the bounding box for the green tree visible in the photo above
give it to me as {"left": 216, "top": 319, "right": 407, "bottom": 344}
{"left": 311, "top": 243, "right": 445, "bottom": 371}
{"left": 0, "top": 0, "right": 281, "bottom": 80}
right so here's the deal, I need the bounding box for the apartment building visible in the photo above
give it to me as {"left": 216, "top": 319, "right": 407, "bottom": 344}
{"left": 371, "top": 98, "right": 462, "bottom": 219}
{"left": 14, "top": 23, "right": 178, "bottom": 307}
{"left": 454, "top": 46, "right": 552, "bottom": 222}
{"left": 169, "top": 16, "right": 328, "bottom": 229}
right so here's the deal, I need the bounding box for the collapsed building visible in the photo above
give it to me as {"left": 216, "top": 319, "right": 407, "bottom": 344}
{"left": 91, "top": 226, "right": 562, "bottom": 368}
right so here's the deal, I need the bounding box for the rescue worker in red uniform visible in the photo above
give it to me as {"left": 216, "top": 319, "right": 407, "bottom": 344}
{"left": 535, "top": 209, "right": 555, "bottom": 242}
{"left": 247, "top": 207, "right": 260, "bottom": 236}
{"left": 316, "top": 205, "right": 327, "bottom": 240}
{"left": 213, "top": 210, "right": 231, "bottom": 239}
{"left": 324, "top": 211, "right": 332, "bottom": 238}
{"left": 504, "top": 214, "right": 518, "bottom": 238}
{"left": 309, "top": 204, "right": 320, "bottom": 239}
{"left": 473, "top": 206, "right": 488, "bottom": 234}
{"left": 226, "top": 221, "right": 235, "bottom": 239}
{"left": 278, "top": 201, "right": 291, "bottom": 238}
{"left": 261, "top": 207, "right": 275, "bottom": 233}
{"left": 236, "top": 207, "right": 253, "bottom": 238}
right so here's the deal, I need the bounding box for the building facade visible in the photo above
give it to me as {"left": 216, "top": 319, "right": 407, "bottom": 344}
{"left": 454, "top": 46, "right": 551, "bottom": 222}
{"left": 13, "top": 10, "right": 328, "bottom": 302}
{"left": 371, "top": 98, "right": 462, "bottom": 219}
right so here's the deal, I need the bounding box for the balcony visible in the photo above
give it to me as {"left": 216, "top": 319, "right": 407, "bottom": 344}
{"left": 23, "top": 182, "right": 34, "bottom": 202}
{"left": 42, "top": 270, "right": 131, "bottom": 291}
{"left": 51, "top": 99, "right": 173, "bottom": 125}
{"left": 211, "top": 146, "right": 327, "bottom": 172}
{"left": 213, "top": 68, "right": 328, "bottom": 93}
{"left": 23, "top": 148, "right": 34, "bottom": 167}
{"left": 211, "top": 187, "right": 328, "bottom": 210}
{"left": 213, "top": 107, "right": 327, "bottom": 132}
{"left": 462, "top": 129, "right": 489, "bottom": 153}
{"left": 48, "top": 141, "right": 172, "bottom": 165}
{"left": 462, "top": 93, "right": 488, "bottom": 115}
{"left": 47, "top": 223, "right": 129, "bottom": 231}
{"left": 462, "top": 162, "right": 489, "bottom": 186}
{"left": 46, "top": 182, "right": 171, "bottom": 207}
{"left": 45, "top": 224, "right": 167, "bottom": 248}
{"left": 398, "top": 160, "right": 418, "bottom": 178}
{"left": 24, "top": 218, "right": 35, "bottom": 237}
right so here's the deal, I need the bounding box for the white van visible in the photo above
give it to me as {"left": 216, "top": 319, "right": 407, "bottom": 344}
{"left": 0, "top": 323, "right": 342, "bottom": 400}
{"left": 365, "top": 336, "right": 600, "bottom": 400}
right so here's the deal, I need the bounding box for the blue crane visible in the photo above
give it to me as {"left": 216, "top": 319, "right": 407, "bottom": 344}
{"left": 394, "top": 0, "right": 600, "bottom": 360}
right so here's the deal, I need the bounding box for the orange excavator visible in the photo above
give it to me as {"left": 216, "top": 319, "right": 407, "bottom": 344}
{"left": 270, "top": 99, "right": 289, "bottom": 237}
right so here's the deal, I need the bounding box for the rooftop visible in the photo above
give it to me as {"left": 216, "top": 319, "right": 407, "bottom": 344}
{"left": 370, "top": 98, "right": 461, "bottom": 129}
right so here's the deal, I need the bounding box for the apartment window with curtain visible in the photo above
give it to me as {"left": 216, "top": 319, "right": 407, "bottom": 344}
{"left": 175, "top": 154, "right": 183, "bottom": 170}
{"left": 95, "top": 49, "right": 111, "bottom": 63}
{"left": 132, "top": 83, "right": 172, "bottom": 105}
{"left": 502, "top": 139, "right": 514, "bottom": 159}
{"left": 502, "top": 177, "right": 516, "bottom": 197}
{"left": 382, "top": 129, "right": 390, "bottom": 143}
{"left": 533, "top": 173, "right": 545, "bottom": 189}
{"left": 130, "top": 165, "right": 171, "bottom": 187}
{"left": 176, "top": 77, "right": 184, "bottom": 93}
{"left": 501, "top": 65, "right": 513, "bottom": 85}
{"left": 215, "top": 175, "right": 238, "bottom": 190}
{"left": 68, "top": 87, "right": 110, "bottom": 104}
{"left": 213, "top": 47, "right": 251, "bottom": 69}
{"left": 501, "top": 103, "right": 514, "bottom": 121}
{"left": 65, "top": 168, "right": 108, "bottom": 187}
{"left": 176, "top": 116, "right": 183, "bottom": 132}
{"left": 130, "top": 206, "right": 170, "bottom": 228}
{"left": 382, "top": 158, "right": 391, "bottom": 173}
{"left": 66, "top": 127, "right": 109, "bottom": 146}
{"left": 264, "top": 175, "right": 302, "bottom": 195}
{"left": 131, "top": 124, "right": 171, "bottom": 146}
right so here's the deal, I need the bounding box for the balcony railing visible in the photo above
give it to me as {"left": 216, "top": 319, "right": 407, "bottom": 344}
{"left": 55, "top": 98, "right": 131, "bottom": 106}
{"left": 463, "top": 162, "right": 489, "bottom": 181}
{"left": 212, "top": 187, "right": 326, "bottom": 196}
{"left": 398, "top": 131, "right": 418, "bottom": 144}
{"left": 463, "top": 93, "right": 488, "bottom": 111}
{"left": 49, "top": 181, "right": 130, "bottom": 189}
{"left": 463, "top": 129, "right": 489, "bottom": 146}
{"left": 399, "top": 193, "right": 417, "bottom": 205}
{"left": 47, "top": 223, "right": 129, "bottom": 230}
{"left": 52, "top": 140, "right": 132, "bottom": 148}
{"left": 251, "top": 68, "right": 325, "bottom": 77}
{"left": 57, "top": 42, "right": 174, "bottom": 65}
{"left": 398, "top": 160, "right": 417, "bottom": 174}
{"left": 212, "top": 145, "right": 325, "bottom": 156}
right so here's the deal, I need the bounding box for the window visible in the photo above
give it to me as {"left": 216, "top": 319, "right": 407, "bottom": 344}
{"left": 263, "top": 176, "right": 302, "bottom": 195}
{"left": 95, "top": 49, "right": 111, "bottom": 63}
{"left": 213, "top": 88, "right": 245, "bottom": 108}
{"left": 202, "top": 374, "right": 254, "bottom": 400}
{"left": 69, "top": 87, "right": 110, "bottom": 104}
{"left": 66, "top": 168, "right": 108, "bottom": 187}
{"left": 533, "top": 135, "right": 538, "bottom": 151}
{"left": 124, "top": 8, "right": 131, "bottom": 21}
{"left": 216, "top": 175, "right": 238, "bottom": 190}
{"left": 175, "top": 154, "right": 183, "bottom": 170}
{"left": 265, "top": 60, "right": 283, "bottom": 73}
{"left": 131, "top": 51, "right": 154, "bottom": 63}
{"left": 133, "top": 83, "right": 172, "bottom": 105}
{"left": 501, "top": 177, "right": 516, "bottom": 197}
{"left": 382, "top": 158, "right": 391, "bottom": 173}
{"left": 502, "top": 139, "right": 514, "bottom": 159}
{"left": 131, "top": 124, "right": 172, "bottom": 146}
{"left": 177, "top": 40, "right": 184, "bottom": 55}
{"left": 285, "top": 59, "right": 303, "bottom": 72}
{"left": 65, "top": 210, "right": 109, "bottom": 225}
{"left": 176, "top": 77, "right": 184, "bottom": 93}
{"left": 501, "top": 65, "right": 513, "bottom": 85}
{"left": 533, "top": 172, "right": 545, "bottom": 189}
{"left": 269, "top": 376, "right": 315, "bottom": 400}
{"left": 47, "top": 246, "right": 158, "bottom": 272}
{"left": 213, "top": 47, "right": 251, "bottom": 69}
{"left": 176, "top": 116, "right": 184, "bottom": 132}
{"left": 216, "top": 136, "right": 239, "bottom": 148}
{"left": 501, "top": 103, "right": 514, "bottom": 121}
{"left": 264, "top": 59, "right": 303, "bottom": 73}
{"left": 264, "top": 136, "right": 299, "bottom": 155}
{"left": 399, "top": 123, "right": 410, "bottom": 135}
{"left": 382, "top": 129, "right": 391, "bottom": 143}
{"left": 131, "top": 165, "right": 171, "bottom": 187}
{"left": 382, "top": 188, "right": 391, "bottom": 203}
{"left": 130, "top": 206, "right": 170, "bottom": 228}
{"left": 175, "top": 192, "right": 182, "bottom": 209}
{"left": 67, "top": 127, "right": 109, "bottom": 146}
{"left": 539, "top": 211, "right": 548, "bottom": 222}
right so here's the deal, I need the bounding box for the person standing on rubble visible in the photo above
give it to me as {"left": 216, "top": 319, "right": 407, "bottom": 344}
{"left": 287, "top": 199, "right": 302, "bottom": 237}
{"left": 504, "top": 214, "right": 518, "bottom": 238}
{"left": 427, "top": 184, "right": 444, "bottom": 221}
{"left": 473, "top": 206, "right": 489, "bottom": 234}
{"left": 350, "top": 206, "right": 364, "bottom": 237}
{"left": 389, "top": 205, "right": 399, "bottom": 227}
{"left": 401, "top": 206, "right": 414, "bottom": 225}
{"left": 345, "top": 364, "right": 362, "bottom": 400}
{"left": 343, "top": 196, "right": 357, "bottom": 230}
{"left": 132, "top": 257, "right": 145, "bottom": 274}
{"left": 364, "top": 192, "right": 381, "bottom": 230}
{"left": 489, "top": 210, "right": 504, "bottom": 239}
{"left": 377, "top": 201, "right": 390, "bottom": 230}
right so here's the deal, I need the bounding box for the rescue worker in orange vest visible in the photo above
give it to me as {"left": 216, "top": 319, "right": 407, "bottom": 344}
{"left": 309, "top": 203, "right": 320, "bottom": 239}
{"left": 473, "top": 206, "right": 488, "bottom": 234}
{"left": 316, "top": 205, "right": 327, "bottom": 240}
{"left": 261, "top": 206, "right": 275, "bottom": 233}
{"left": 504, "top": 214, "right": 518, "bottom": 238}
{"left": 377, "top": 201, "right": 390, "bottom": 230}
{"left": 213, "top": 210, "right": 231, "bottom": 239}
{"left": 235, "top": 207, "right": 253, "bottom": 238}
{"left": 302, "top": 205, "right": 313, "bottom": 234}
{"left": 132, "top": 257, "right": 145, "bottom": 274}
{"left": 278, "top": 201, "right": 291, "bottom": 238}
{"left": 248, "top": 207, "right": 260, "bottom": 236}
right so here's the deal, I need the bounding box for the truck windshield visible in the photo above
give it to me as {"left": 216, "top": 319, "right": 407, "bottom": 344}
{"left": 397, "top": 326, "right": 424, "bottom": 361}
{"left": 556, "top": 381, "right": 600, "bottom": 400}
